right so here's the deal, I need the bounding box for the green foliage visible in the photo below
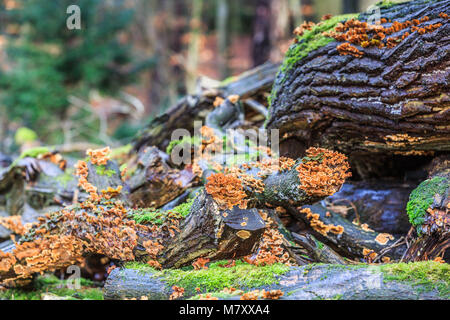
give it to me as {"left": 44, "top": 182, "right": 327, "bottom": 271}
{"left": 380, "top": 261, "right": 450, "bottom": 297}
{"left": 0, "top": 274, "right": 103, "bottom": 300}
{"left": 0, "top": 0, "right": 135, "bottom": 144}
{"left": 14, "top": 127, "right": 38, "bottom": 145}
{"left": 406, "top": 177, "right": 448, "bottom": 231}
{"left": 125, "top": 259, "right": 290, "bottom": 296}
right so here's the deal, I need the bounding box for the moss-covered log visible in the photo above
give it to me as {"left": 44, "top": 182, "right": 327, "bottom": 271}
{"left": 267, "top": 0, "right": 450, "bottom": 177}
{"left": 103, "top": 261, "right": 449, "bottom": 300}
{"left": 403, "top": 156, "right": 449, "bottom": 261}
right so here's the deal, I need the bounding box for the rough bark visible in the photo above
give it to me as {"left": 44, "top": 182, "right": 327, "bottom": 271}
{"left": 126, "top": 147, "right": 197, "bottom": 208}
{"left": 403, "top": 156, "right": 449, "bottom": 261}
{"left": 159, "top": 190, "right": 266, "bottom": 268}
{"left": 267, "top": 0, "right": 450, "bottom": 177}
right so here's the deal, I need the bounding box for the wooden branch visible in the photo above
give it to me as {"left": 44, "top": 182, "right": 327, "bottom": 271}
{"left": 287, "top": 203, "right": 406, "bottom": 261}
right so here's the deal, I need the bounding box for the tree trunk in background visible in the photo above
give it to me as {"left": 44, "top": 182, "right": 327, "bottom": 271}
{"left": 185, "top": 0, "right": 203, "bottom": 94}
{"left": 269, "top": 0, "right": 290, "bottom": 62}
{"left": 301, "top": 0, "right": 315, "bottom": 21}
{"left": 216, "top": 0, "right": 229, "bottom": 79}
{"left": 289, "top": 0, "right": 303, "bottom": 30}
{"left": 251, "top": 0, "right": 271, "bottom": 67}
{"left": 343, "top": 0, "right": 359, "bottom": 13}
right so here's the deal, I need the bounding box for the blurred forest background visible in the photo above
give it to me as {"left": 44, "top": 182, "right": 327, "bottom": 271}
{"left": 0, "top": 0, "right": 389, "bottom": 154}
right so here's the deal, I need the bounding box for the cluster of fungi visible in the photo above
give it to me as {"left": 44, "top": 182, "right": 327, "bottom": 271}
{"left": 294, "top": 12, "right": 448, "bottom": 58}
{"left": 0, "top": 147, "right": 181, "bottom": 285}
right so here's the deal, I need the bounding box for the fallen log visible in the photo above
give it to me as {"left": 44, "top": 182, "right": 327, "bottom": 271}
{"left": 103, "top": 261, "right": 449, "bottom": 300}
{"left": 288, "top": 202, "right": 406, "bottom": 261}
{"left": 267, "top": 0, "right": 450, "bottom": 178}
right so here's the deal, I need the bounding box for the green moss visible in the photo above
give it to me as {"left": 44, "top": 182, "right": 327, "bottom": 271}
{"left": 18, "top": 146, "right": 50, "bottom": 159}
{"left": 171, "top": 198, "right": 195, "bottom": 218}
{"left": 129, "top": 198, "right": 194, "bottom": 225}
{"left": 125, "top": 260, "right": 290, "bottom": 296}
{"left": 188, "top": 291, "right": 241, "bottom": 300}
{"left": 0, "top": 275, "right": 103, "bottom": 300}
{"left": 267, "top": 13, "right": 358, "bottom": 117}
{"left": 380, "top": 261, "right": 450, "bottom": 298}
{"left": 280, "top": 13, "right": 358, "bottom": 76}
{"left": 406, "top": 177, "right": 448, "bottom": 231}
{"left": 96, "top": 165, "right": 116, "bottom": 177}
{"left": 166, "top": 136, "right": 202, "bottom": 155}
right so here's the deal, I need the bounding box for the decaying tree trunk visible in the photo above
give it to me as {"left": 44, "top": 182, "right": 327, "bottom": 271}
{"left": 288, "top": 203, "right": 406, "bottom": 261}
{"left": 126, "top": 147, "right": 197, "bottom": 208}
{"left": 132, "top": 62, "right": 279, "bottom": 153}
{"left": 159, "top": 191, "right": 266, "bottom": 268}
{"left": 267, "top": 0, "right": 450, "bottom": 178}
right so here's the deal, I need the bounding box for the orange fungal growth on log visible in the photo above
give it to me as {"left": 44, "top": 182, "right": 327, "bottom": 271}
{"left": 240, "top": 290, "right": 259, "bottom": 300}
{"left": 293, "top": 21, "right": 315, "bottom": 37}
{"left": 0, "top": 251, "right": 16, "bottom": 272}
{"left": 143, "top": 240, "right": 164, "bottom": 269}
{"left": 205, "top": 173, "right": 248, "bottom": 210}
{"left": 0, "top": 216, "right": 28, "bottom": 235}
{"left": 192, "top": 257, "right": 210, "bottom": 270}
{"left": 362, "top": 248, "right": 377, "bottom": 263}
{"left": 227, "top": 94, "right": 240, "bottom": 104}
{"left": 326, "top": 14, "right": 446, "bottom": 57}
{"left": 169, "top": 286, "right": 185, "bottom": 300}
{"left": 101, "top": 186, "right": 123, "bottom": 199}
{"left": 361, "top": 223, "right": 374, "bottom": 232}
{"left": 86, "top": 147, "right": 111, "bottom": 166}
{"left": 299, "top": 207, "right": 344, "bottom": 236}
{"left": 296, "top": 147, "right": 351, "bottom": 198}
{"left": 247, "top": 216, "right": 290, "bottom": 266}
{"left": 336, "top": 42, "right": 364, "bottom": 57}
{"left": 199, "top": 294, "right": 219, "bottom": 300}
{"left": 262, "top": 289, "right": 284, "bottom": 300}
{"left": 213, "top": 96, "right": 225, "bottom": 107}
{"left": 75, "top": 160, "right": 101, "bottom": 202}
{"left": 374, "top": 233, "right": 394, "bottom": 245}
